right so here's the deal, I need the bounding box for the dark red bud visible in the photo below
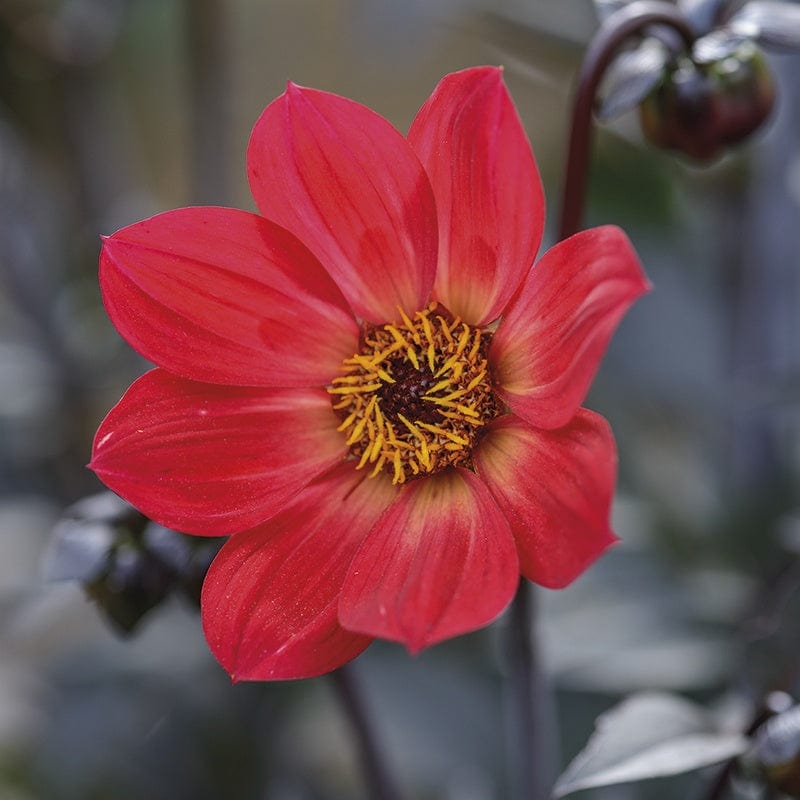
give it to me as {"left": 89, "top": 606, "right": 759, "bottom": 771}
{"left": 639, "top": 42, "right": 775, "bottom": 161}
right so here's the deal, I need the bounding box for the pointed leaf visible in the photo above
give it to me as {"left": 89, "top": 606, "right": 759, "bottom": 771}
{"left": 599, "top": 42, "right": 668, "bottom": 120}
{"left": 44, "top": 492, "right": 143, "bottom": 582}
{"left": 554, "top": 692, "right": 749, "bottom": 797}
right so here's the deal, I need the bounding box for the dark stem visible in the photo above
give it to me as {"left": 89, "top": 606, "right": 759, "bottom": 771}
{"left": 702, "top": 559, "right": 800, "bottom": 800}
{"left": 558, "top": 0, "right": 695, "bottom": 239}
{"left": 542, "top": 5, "right": 693, "bottom": 796}
{"left": 503, "top": 8, "right": 694, "bottom": 796}
{"left": 329, "top": 662, "right": 402, "bottom": 800}
{"left": 702, "top": 751, "right": 736, "bottom": 800}
{"left": 701, "top": 703, "right": 776, "bottom": 800}
{"left": 507, "top": 580, "right": 548, "bottom": 800}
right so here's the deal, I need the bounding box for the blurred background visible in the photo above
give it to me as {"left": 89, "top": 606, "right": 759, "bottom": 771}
{"left": 1, "top": 0, "right": 799, "bottom": 798}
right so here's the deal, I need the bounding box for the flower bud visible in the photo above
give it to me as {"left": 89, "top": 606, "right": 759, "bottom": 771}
{"left": 639, "top": 41, "right": 775, "bottom": 160}
{"left": 751, "top": 703, "right": 800, "bottom": 798}
{"left": 46, "top": 492, "right": 223, "bottom": 634}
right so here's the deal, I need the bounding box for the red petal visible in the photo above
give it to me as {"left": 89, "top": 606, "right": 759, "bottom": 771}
{"left": 407, "top": 66, "right": 545, "bottom": 326}
{"left": 474, "top": 411, "right": 618, "bottom": 589}
{"left": 90, "top": 370, "right": 346, "bottom": 535}
{"left": 491, "top": 226, "right": 649, "bottom": 429}
{"left": 247, "top": 83, "right": 437, "bottom": 323}
{"left": 202, "top": 464, "right": 398, "bottom": 681}
{"left": 100, "top": 207, "right": 358, "bottom": 387}
{"left": 339, "top": 468, "right": 518, "bottom": 652}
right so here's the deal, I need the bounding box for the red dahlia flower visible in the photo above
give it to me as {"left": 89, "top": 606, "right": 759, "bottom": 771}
{"left": 91, "top": 66, "right": 649, "bottom": 680}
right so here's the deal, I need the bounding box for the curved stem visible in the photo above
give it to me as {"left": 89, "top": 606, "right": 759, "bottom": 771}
{"left": 329, "top": 662, "right": 402, "bottom": 800}
{"left": 558, "top": 0, "right": 695, "bottom": 239}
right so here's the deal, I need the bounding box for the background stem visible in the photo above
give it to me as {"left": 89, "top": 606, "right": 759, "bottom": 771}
{"left": 702, "top": 703, "right": 776, "bottom": 800}
{"left": 329, "top": 663, "right": 402, "bottom": 800}
{"left": 507, "top": 580, "right": 553, "bottom": 800}
{"left": 558, "top": 0, "right": 695, "bottom": 239}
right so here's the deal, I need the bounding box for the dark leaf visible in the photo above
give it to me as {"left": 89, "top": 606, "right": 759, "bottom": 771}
{"left": 599, "top": 40, "right": 669, "bottom": 119}
{"left": 43, "top": 492, "right": 142, "bottom": 582}
{"left": 177, "top": 538, "right": 224, "bottom": 607}
{"left": 85, "top": 545, "right": 176, "bottom": 635}
{"left": 144, "top": 523, "right": 224, "bottom": 607}
{"left": 143, "top": 523, "right": 195, "bottom": 574}
{"left": 44, "top": 492, "right": 204, "bottom": 634}
{"left": 554, "top": 692, "right": 749, "bottom": 797}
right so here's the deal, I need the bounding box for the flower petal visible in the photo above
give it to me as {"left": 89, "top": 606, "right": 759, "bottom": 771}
{"left": 202, "top": 463, "right": 398, "bottom": 681}
{"left": 339, "top": 468, "right": 518, "bottom": 652}
{"left": 90, "top": 369, "right": 346, "bottom": 535}
{"left": 473, "top": 410, "right": 618, "bottom": 589}
{"left": 407, "top": 66, "right": 545, "bottom": 326}
{"left": 491, "top": 226, "right": 649, "bottom": 429}
{"left": 100, "top": 207, "right": 358, "bottom": 387}
{"left": 247, "top": 83, "right": 437, "bottom": 323}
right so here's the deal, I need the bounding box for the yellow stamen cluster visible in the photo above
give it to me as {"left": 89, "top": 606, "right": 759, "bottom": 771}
{"left": 328, "top": 303, "right": 499, "bottom": 484}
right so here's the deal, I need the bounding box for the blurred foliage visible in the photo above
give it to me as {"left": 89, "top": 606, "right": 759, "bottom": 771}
{"left": 46, "top": 492, "right": 224, "bottom": 633}
{"left": 0, "top": 0, "right": 799, "bottom": 799}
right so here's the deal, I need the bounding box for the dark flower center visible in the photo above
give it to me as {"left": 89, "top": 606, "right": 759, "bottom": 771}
{"left": 328, "top": 303, "right": 500, "bottom": 484}
{"left": 377, "top": 361, "right": 441, "bottom": 426}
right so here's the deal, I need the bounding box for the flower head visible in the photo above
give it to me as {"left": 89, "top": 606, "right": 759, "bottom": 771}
{"left": 91, "top": 67, "right": 649, "bottom": 680}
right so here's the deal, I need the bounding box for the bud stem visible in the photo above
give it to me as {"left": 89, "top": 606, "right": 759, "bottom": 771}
{"left": 558, "top": 1, "right": 695, "bottom": 239}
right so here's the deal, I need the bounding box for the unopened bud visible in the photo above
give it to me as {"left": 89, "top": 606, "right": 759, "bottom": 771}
{"left": 751, "top": 703, "right": 800, "bottom": 798}
{"left": 46, "top": 492, "right": 223, "bottom": 634}
{"left": 639, "top": 41, "right": 775, "bottom": 160}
